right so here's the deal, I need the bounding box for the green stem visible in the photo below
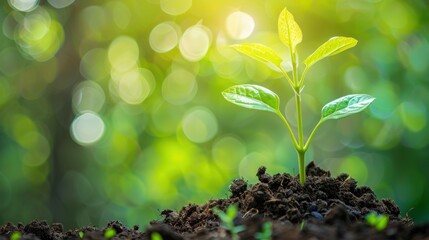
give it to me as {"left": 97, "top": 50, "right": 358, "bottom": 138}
{"left": 299, "top": 67, "right": 308, "bottom": 88}
{"left": 290, "top": 50, "right": 306, "bottom": 186}
{"left": 276, "top": 110, "right": 299, "bottom": 150}
{"left": 298, "top": 149, "right": 306, "bottom": 186}
{"left": 295, "top": 91, "right": 304, "bottom": 147}
{"left": 280, "top": 68, "right": 295, "bottom": 89}
{"left": 304, "top": 120, "right": 324, "bottom": 151}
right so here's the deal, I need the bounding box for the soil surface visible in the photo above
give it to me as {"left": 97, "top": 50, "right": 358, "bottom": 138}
{"left": 1, "top": 162, "right": 429, "bottom": 239}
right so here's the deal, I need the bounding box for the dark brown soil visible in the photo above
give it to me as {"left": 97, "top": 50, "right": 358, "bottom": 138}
{"left": 1, "top": 162, "right": 429, "bottom": 239}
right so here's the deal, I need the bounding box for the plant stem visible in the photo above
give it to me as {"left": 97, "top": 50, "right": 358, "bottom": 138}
{"left": 298, "top": 149, "right": 306, "bottom": 186}
{"left": 304, "top": 120, "right": 323, "bottom": 151}
{"left": 295, "top": 91, "right": 304, "bottom": 147}
{"left": 295, "top": 92, "right": 306, "bottom": 186}
{"left": 276, "top": 111, "right": 299, "bottom": 150}
{"left": 291, "top": 50, "right": 306, "bottom": 186}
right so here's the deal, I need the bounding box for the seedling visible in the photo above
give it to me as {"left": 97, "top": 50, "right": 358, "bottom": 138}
{"left": 223, "top": 7, "right": 375, "bottom": 185}
{"left": 79, "top": 231, "right": 84, "bottom": 238}
{"left": 10, "top": 231, "right": 21, "bottom": 240}
{"left": 365, "top": 212, "right": 389, "bottom": 231}
{"left": 150, "top": 232, "right": 164, "bottom": 240}
{"left": 255, "top": 222, "right": 272, "bottom": 240}
{"left": 299, "top": 221, "right": 305, "bottom": 231}
{"left": 213, "top": 205, "right": 245, "bottom": 240}
{"left": 104, "top": 227, "right": 117, "bottom": 239}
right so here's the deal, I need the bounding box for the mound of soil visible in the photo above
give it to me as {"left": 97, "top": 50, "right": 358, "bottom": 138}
{"left": 1, "top": 162, "right": 429, "bottom": 239}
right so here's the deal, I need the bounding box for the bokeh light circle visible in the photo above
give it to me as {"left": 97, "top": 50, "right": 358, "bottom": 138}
{"left": 118, "top": 69, "right": 153, "bottom": 105}
{"left": 16, "top": 8, "right": 64, "bottom": 62}
{"left": 108, "top": 36, "right": 139, "bottom": 71}
{"left": 8, "top": 0, "right": 38, "bottom": 12}
{"left": 149, "top": 22, "right": 179, "bottom": 53}
{"left": 21, "top": 131, "right": 51, "bottom": 166}
{"left": 47, "top": 0, "right": 75, "bottom": 8}
{"left": 179, "top": 25, "right": 211, "bottom": 62}
{"left": 80, "top": 48, "right": 110, "bottom": 81}
{"left": 226, "top": 11, "right": 255, "bottom": 40}
{"left": 162, "top": 68, "right": 197, "bottom": 105}
{"left": 160, "top": 0, "right": 192, "bottom": 16}
{"left": 182, "top": 107, "right": 218, "bottom": 143}
{"left": 71, "top": 112, "right": 105, "bottom": 146}
{"left": 72, "top": 81, "right": 106, "bottom": 113}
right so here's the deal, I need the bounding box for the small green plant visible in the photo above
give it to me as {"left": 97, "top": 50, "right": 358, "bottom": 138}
{"left": 79, "top": 231, "right": 84, "bottom": 238}
{"left": 10, "top": 231, "right": 21, "bottom": 240}
{"left": 255, "top": 222, "right": 272, "bottom": 240}
{"left": 365, "top": 212, "right": 389, "bottom": 231}
{"left": 213, "top": 205, "right": 245, "bottom": 240}
{"left": 223, "top": 7, "right": 375, "bottom": 186}
{"left": 299, "top": 221, "right": 305, "bottom": 231}
{"left": 104, "top": 227, "right": 117, "bottom": 239}
{"left": 150, "top": 232, "right": 164, "bottom": 240}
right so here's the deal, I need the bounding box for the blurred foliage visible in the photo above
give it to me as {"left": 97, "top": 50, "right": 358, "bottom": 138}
{"left": 0, "top": 0, "right": 429, "bottom": 229}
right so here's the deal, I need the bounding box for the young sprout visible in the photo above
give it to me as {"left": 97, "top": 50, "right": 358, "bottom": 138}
{"left": 10, "top": 231, "right": 22, "bottom": 240}
{"left": 79, "top": 231, "right": 84, "bottom": 239}
{"left": 255, "top": 222, "right": 272, "bottom": 240}
{"left": 223, "top": 7, "right": 375, "bottom": 186}
{"left": 104, "top": 227, "right": 117, "bottom": 239}
{"left": 299, "top": 221, "right": 305, "bottom": 231}
{"left": 213, "top": 205, "right": 245, "bottom": 240}
{"left": 151, "top": 232, "right": 164, "bottom": 240}
{"left": 365, "top": 212, "right": 389, "bottom": 231}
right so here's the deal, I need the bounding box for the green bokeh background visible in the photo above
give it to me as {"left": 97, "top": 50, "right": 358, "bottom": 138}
{"left": 1, "top": 0, "right": 428, "bottom": 229}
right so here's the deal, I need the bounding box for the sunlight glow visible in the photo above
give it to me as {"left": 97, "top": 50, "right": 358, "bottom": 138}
{"left": 182, "top": 107, "right": 218, "bottom": 143}
{"left": 108, "top": 36, "right": 139, "bottom": 71}
{"left": 17, "top": 8, "right": 64, "bottom": 62}
{"left": 160, "top": 0, "right": 192, "bottom": 16}
{"left": 47, "top": 0, "right": 75, "bottom": 8}
{"left": 162, "top": 68, "right": 197, "bottom": 105}
{"left": 8, "top": 0, "right": 38, "bottom": 12}
{"left": 118, "top": 68, "right": 154, "bottom": 105}
{"left": 71, "top": 112, "right": 105, "bottom": 146}
{"left": 150, "top": 22, "right": 179, "bottom": 53}
{"left": 226, "top": 11, "right": 255, "bottom": 40}
{"left": 72, "top": 81, "right": 106, "bottom": 113}
{"left": 80, "top": 48, "right": 110, "bottom": 81}
{"left": 179, "top": 24, "right": 211, "bottom": 62}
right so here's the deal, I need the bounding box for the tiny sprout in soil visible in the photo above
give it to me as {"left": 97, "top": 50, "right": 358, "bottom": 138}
{"left": 151, "top": 232, "right": 164, "bottom": 240}
{"left": 213, "top": 205, "right": 245, "bottom": 240}
{"left": 366, "top": 212, "right": 389, "bottom": 231}
{"left": 10, "top": 231, "right": 21, "bottom": 240}
{"left": 104, "top": 227, "right": 116, "bottom": 239}
{"left": 255, "top": 222, "right": 272, "bottom": 240}
{"left": 223, "top": 7, "right": 375, "bottom": 185}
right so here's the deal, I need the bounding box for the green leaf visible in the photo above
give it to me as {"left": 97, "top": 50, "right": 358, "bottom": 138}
{"left": 104, "top": 228, "right": 116, "bottom": 239}
{"left": 222, "top": 84, "right": 280, "bottom": 113}
{"left": 304, "top": 37, "right": 358, "bottom": 69}
{"left": 321, "top": 94, "right": 375, "bottom": 121}
{"left": 278, "top": 8, "right": 302, "bottom": 53}
{"left": 151, "top": 232, "right": 164, "bottom": 240}
{"left": 10, "top": 232, "right": 22, "bottom": 240}
{"left": 231, "top": 43, "right": 283, "bottom": 72}
{"left": 376, "top": 215, "right": 389, "bottom": 231}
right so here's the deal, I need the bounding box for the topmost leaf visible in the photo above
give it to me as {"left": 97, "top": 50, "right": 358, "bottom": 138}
{"left": 304, "top": 36, "right": 358, "bottom": 69}
{"left": 231, "top": 43, "right": 283, "bottom": 72}
{"left": 278, "top": 8, "right": 302, "bottom": 53}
